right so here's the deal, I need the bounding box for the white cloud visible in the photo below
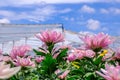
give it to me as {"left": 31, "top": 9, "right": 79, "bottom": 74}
{"left": 0, "top": 18, "right": 10, "bottom": 23}
{"left": 100, "top": 8, "right": 109, "bottom": 14}
{"left": 31, "top": 0, "right": 104, "bottom": 4}
{"left": 80, "top": 5, "right": 95, "bottom": 13}
{"left": 70, "top": 17, "right": 75, "bottom": 21}
{"left": 62, "top": 17, "right": 75, "bottom": 21}
{"left": 20, "top": 6, "right": 57, "bottom": 22}
{"left": 0, "top": 0, "right": 110, "bottom": 7}
{"left": 115, "top": 0, "right": 120, "bottom": 2}
{"left": 102, "top": 27, "right": 108, "bottom": 31}
{"left": 100, "top": 8, "right": 120, "bottom": 14}
{"left": 0, "top": 10, "right": 15, "bottom": 17}
{"left": 0, "top": 0, "right": 119, "bottom": 7}
{"left": 0, "top": 5, "right": 72, "bottom": 22}
{"left": 110, "top": 8, "right": 120, "bottom": 14}
{"left": 0, "top": 6, "right": 56, "bottom": 22}
{"left": 63, "top": 17, "right": 69, "bottom": 21}
{"left": 86, "top": 19, "right": 100, "bottom": 30}
{"left": 59, "top": 8, "right": 72, "bottom": 13}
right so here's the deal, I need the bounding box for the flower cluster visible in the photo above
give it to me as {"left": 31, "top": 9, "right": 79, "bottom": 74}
{"left": 0, "top": 30, "right": 120, "bottom": 80}
{"left": 67, "top": 49, "right": 95, "bottom": 61}
{"left": 10, "top": 45, "right": 31, "bottom": 59}
{"left": 80, "top": 32, "right": 113, "bottom": 51}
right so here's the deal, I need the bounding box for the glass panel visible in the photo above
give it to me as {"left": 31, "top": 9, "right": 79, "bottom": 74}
{"left": 0, "top": 24, "right": 63, "bottom": 53}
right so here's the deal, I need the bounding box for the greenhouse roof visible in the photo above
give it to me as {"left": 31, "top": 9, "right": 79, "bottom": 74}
{"left": 0, "top": 23, "right": 63, "bottom": 43}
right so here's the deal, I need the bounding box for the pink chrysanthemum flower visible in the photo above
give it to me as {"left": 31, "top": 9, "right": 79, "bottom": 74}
{"left": 80, "top": 32, "right": 113, "bottom": 51}
{"left": 113, "top": 47, "right": 120, "bottom": 60}
{"left": 96, "top": 63, "right": 120, "bottom": 80}
{"left": 14, "top": 57, "right": 35, "bottom": 67}
{"left": 55, "top": 69, "right": 70, "bottom": 79}
{"left": 35, "top": 30, "right": 64, "bottom": 45}
{"left": 10, "top": 45, "right": 31, "bottom": 59}
{"left": 35, "top": 56, "right": 44, "bottom": 63}
{"left": 67, "top": 49, "right": 85, "bottom": 61}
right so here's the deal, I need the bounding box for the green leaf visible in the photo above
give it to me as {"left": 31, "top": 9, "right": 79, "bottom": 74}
{"left": 41, "top": 54, "right": 57, "bottom": 75}
{"left": 93, "top": 56, "right": 102, "bottom": 65}
{"left": 57, "top": 48, "right": 68, "bottom": 62}
{"left": 33, "top": 49, "right": 46, "bottom": 56}
{"left": 84, "top": 72, "right": 95, "bottom": 80}
{"left": 67, "top": 76, "right": 79, "bottom": 80}
{"left": 9, "top": 76, "right": 17, "bottom": 80}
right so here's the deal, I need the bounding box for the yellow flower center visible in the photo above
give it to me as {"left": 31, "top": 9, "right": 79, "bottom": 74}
{"left": 99, "top": 50, "right": 108, "bottom": 57}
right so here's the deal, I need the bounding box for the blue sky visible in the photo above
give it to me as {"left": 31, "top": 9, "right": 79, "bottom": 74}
{"left": 0, "top": 0, "right": 120, "bottom": 36}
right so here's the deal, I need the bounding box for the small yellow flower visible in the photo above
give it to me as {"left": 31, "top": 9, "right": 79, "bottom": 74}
{"left": 71, "top": 62, "right": 80, "bottom": 69}
{"left": 72, "top": 62, "right": 79, "bottom": 64}
{"left": 99, "top": 50, "right": 108, "bottom": 57}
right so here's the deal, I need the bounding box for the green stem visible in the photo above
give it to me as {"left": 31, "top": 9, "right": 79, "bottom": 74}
{"left": 47, "top": 43, "right": 54, "bottom": 53}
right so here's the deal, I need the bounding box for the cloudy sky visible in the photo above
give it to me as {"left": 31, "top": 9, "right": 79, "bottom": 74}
{"left": 0, "top": 0, "right": 120, "bottom": 36}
